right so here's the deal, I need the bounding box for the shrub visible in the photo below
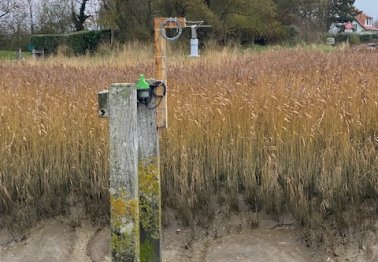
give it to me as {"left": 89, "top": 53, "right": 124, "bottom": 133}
{"left": 66, "top": 30, "right": 111, "bottom": 54}
{"left": 30, "top": 34, "right": 66, "bottom": 54}
{"left": 349, "top": 33, "right": 360, "bottom": 45}
{"left": 30, "top": 30, "right": 111, "bottom": 55}
{"left": 56, "top": 44, "right": 74, "bottom": 57}
{"left": 332, "top": 33, "right": 378, "bottom": 45}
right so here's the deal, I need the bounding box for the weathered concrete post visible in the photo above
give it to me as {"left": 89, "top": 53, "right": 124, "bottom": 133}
{"left": 137, "top": 98, "right": 161, "bottom": 262}
{"left": 99, "top": 84, "right": 140, "bottom": 261}
{"left": 99, "top": 83, "right": 162, "bottom": 261}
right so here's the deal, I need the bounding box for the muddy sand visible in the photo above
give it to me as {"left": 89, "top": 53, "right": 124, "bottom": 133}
{"left": 1, "top": 212, "right": 377, "bottom": 262}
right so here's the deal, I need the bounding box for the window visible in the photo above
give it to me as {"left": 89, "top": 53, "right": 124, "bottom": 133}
{"left": 366, "top": 17, "right": 373, "bottom": 26}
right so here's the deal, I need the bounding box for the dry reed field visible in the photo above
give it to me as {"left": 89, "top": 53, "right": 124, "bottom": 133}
{"left": 0, "top": 46, "right": 377, "bottom": 245}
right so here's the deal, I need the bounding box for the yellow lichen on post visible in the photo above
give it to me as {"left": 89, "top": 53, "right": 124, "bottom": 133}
{"left": 107, "top": 83, "right": 140, "bottom": 261}
{"left": 138, "top": 160, "right": 161, "bottom": 262}
{"left": 111, "top": 190, "right": 140, "bottom": 261}
{"left": 137, "top": 93, "right": 161, "bottom": 261}
{"left": 111, "top": 193, "right": 138, "bottom": 220}
{"left": 138, "top": 160, "right": 160, "bottom": 196}
{"left": 139, "top": 160, "right": 160, "bottom": 235}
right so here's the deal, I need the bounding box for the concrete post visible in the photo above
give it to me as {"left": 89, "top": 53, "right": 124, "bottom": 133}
{"left": 98, "top": 83, "right": 162, "bottom": 261}
{"left": 137, "top": 99, "right": 161, "bottom": 262}
{"left": 100, "top": 84, "right": 140, "bottom": 261}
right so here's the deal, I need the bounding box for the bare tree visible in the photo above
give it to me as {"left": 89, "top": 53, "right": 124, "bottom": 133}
{"left": 0, "top": 0, "right": 21, "bottom": 19}
{"left": 37, "top": 0, "right": 74, "bottom": 34}
{"left": 72, "top": 0, "right": 91, "bottom": 31}
{"left": 25, "top": 0, "right": 33, "bottom": 33}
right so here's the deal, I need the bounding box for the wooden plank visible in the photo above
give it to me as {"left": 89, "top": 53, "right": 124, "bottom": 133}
{"left": 108, "top": 83, "right": 140, "bottom": 261}
{"left": 137, "top": 98, "right": 161, "bottom": 261}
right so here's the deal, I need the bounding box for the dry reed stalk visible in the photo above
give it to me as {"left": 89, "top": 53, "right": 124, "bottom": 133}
{"left": 0, "top": 46, "right": 377, "bottom": 238}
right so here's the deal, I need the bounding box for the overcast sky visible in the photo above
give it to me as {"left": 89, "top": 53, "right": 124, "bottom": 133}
{"left": 354, "top": 0, "right": 378, "bottom": 20}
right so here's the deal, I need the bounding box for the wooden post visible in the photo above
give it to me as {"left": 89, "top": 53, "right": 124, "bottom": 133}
{"left": 154, "top": 17, "right": 186, "bottom": 129}
{"left": 154, "top": 18, "right": 167, "bottom": 129}
{"left": 137, "top": 98, "right": 161, "bottom": 262}
{"left": 103, "top": 84, "right": 140, "bottom": 261}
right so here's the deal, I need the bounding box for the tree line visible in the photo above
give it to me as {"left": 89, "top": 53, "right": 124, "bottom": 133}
{"left": 0, "top": 0, "right": 358, "bottom": 50}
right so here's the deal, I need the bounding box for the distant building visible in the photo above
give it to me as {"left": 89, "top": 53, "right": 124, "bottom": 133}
{"left": 329, "top": 12, "right": 378, "bottom": 35}
{"left": 353, "top": 13, "right": 378, "bottom": 34}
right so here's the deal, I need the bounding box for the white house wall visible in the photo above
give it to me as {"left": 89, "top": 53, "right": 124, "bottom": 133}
{"left": 352, "top": 21, "right": 364, "bottom": 34}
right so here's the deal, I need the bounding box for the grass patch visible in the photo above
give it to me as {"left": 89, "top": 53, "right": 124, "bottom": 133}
{"left": 0, "top": 50, "right": 32, "bottom": 60}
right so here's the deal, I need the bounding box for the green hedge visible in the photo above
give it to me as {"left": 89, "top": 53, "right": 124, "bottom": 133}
{"left": 331, "top": 33, "right": 378, "bottom": 44}
{"left": 359, "top": 34, "right": 378, "bottom": 42}
{"left": 30, "top": 30, "right": 111, "bottom": 55}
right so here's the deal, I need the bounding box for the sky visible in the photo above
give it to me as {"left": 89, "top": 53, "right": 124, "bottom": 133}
{"left": 354, "top": 0, "right": 378, "bottom": 20}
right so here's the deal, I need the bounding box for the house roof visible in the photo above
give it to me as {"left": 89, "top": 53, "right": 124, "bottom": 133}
{"left": 355, "top": 12, "right": 378, "bottom": 31}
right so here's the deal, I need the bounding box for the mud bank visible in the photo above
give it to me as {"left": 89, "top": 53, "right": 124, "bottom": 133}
{"left": 1, "top": 213, "right": 377, "bottom": 262}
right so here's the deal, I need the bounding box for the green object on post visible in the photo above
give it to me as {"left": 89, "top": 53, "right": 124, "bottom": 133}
{"left": 136, "top": 74, "right": 151, "bottom": 104}
{"left": 136, "top": 74, "right": 150, "bottom": 90}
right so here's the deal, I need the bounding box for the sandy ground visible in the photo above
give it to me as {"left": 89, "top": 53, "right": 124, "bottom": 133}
{"left": 0, "top": 217, "right": 111, "bottom": 262}
{"left": 163, "top": 212, "right": 318, "bottom": 262}
{"left": 1, "top": 212, "right": 377, "bottom": 262}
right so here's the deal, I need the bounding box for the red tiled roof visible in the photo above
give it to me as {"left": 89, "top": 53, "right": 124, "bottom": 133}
{"left": 355, "top": 13, "right": 378, "bottom": 31}
{"left": 364, "top": 25, "right": 378, "bottom": 31}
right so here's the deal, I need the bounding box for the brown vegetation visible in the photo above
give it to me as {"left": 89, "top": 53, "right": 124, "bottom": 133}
{"left": 0, "top": 46, "right": 377, "bottom": 244}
